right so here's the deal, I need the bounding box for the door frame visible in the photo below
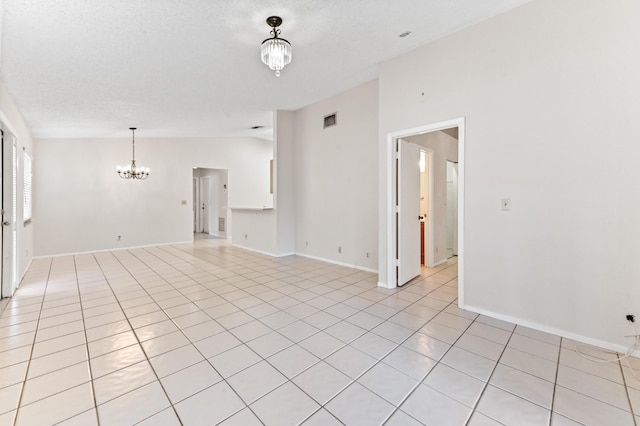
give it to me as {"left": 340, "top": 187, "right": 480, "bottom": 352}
{"left": 1, "top": 126, "right": 18, "bottom": 299}
{"left": 383, "top": 117, "right": 466, "bottom": 306}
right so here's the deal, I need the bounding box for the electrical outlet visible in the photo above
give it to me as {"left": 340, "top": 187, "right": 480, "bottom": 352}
{"left": 338, "top": 246, "right": 342, "bottom": 254}
{"left": 627, "top": 314, "right": 635, "bottom": 323}
{"left": 117, "top": 235, "right": 121, "bottom": 241}
{"left": 366, "top": 252, "right": 370, "bottom": 258}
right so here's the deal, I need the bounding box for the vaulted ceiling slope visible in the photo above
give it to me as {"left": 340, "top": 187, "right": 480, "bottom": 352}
{"left": 0, "top": 0, "right": 531, "bottom": 139}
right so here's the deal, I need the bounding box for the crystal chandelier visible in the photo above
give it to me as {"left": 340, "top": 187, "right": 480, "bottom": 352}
{"left": 261, "top": 16, "right": 292, "bottom": 77}
{"left": 117, "top": 127, "right": 149, "bottom": 180}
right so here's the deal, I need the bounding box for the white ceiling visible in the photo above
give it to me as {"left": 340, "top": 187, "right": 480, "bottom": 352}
{"left": 0, "top": 0, "right": 530, "bottom": 139}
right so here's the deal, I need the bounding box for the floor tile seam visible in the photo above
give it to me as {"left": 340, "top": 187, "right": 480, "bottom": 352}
{"left": 19, "top": 372, "right": 93, "bottom": 408}
{"left": 0, "top": 317, "right": 40, "bottom": 339}
{"left": 154, "top": 245, "right": 236, "bottom": 285}
{"left": 25, "top": 355, "right": 89, "bottom": 382}
{"left": 90, "top": 251, "right": 185, "bottom": 424}
{"left": 116, "top": 247, "right": 273, "bottom": 420}
{"left": 12, "top": 258, "right": 54, "bottom": 423}
{"left": 15, "top": 381, "right": 95, "bottom": 424}
{"left": 558, "top": 362, "right": 631, "bottom": 388}
{"left": 504, "top": 342, "right": 560, "bottom": 364}
{"left": 619, "top": 357, "right": 639, "bottom": 425}
{"left": 62, "top": 258, "right": 100, "bottom": 425}
{"left": 238, "top": 372, "right": 325, "bottom": 423}
{"left": 321, "top": 300, "right": 464, "bottom": 424}
{"left": 553, "top": 382, "right": 637, "bottom": 414}
{"left": 307, "top": 406, "right": 347, "bottom": 426}
{"left": 32, "top": 321, "right": 91, "bottom": 343}
{"left": 511, "top": 332, "right": 561, "bottom": 348}
{"left": 430, "top": 312, "right": 515, "bottom": 425}
{"left": 467, "top": 324, "right": 550, "bottom": 426}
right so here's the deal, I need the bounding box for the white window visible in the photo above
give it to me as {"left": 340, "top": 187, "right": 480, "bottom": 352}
{"left": 23, "top": 152, "right": 32, "bottom": 222}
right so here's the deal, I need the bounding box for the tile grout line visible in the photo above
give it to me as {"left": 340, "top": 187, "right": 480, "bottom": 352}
{"left": 113, "top": 247, "right": 266, "bottom": 425}
{"left": 379, "top": 297, "right": 476, "bottom": 426}
{"left": 72, "top": 256, "right": 101, "bottom": 426}
{"left": 12, "top": 257, "right": 53, "bottom": 425}
{"left": 618, "top": 351, "right": 638, "bottom": 426}
{"left": 462, "top": 321, "right": 518, "bottom": 426}
{"left": 90, "top": 251, "right": 185, "bottom": 426}
{"left": 548, "top": 337, "right": 563, "bottom": 426}
{"left": 150, "top": 243, "right": 395, "bottom": 424}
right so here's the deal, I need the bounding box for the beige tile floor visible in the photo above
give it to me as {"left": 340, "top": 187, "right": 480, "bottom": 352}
{"left": 0, "top": 237, "right": 639, "bottom": 425}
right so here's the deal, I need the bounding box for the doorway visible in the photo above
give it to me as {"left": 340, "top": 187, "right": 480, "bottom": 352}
{"left": 1, "top": 125, "right": 18, "bottom": 299}
{"left": 385, "top": 118, "right": 465, "bottom": 303}
{"left": 193, "top": 168, "right": 229, "bottom": 238}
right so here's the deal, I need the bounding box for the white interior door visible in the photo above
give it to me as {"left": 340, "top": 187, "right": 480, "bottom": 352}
{"left": 1, "top": 128, "right": 17, "bottom": 298}
{"left": 398, "top": 139, "right": 421, "bottom": 286}
{"left": 202, "top": 177, "right": 210, "bottom": 234}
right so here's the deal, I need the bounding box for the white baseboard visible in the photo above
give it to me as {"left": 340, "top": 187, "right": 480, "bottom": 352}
{"left": 230, "top": 243, "right": 294, "bottom": 258}
{"left": 462, "top": 303, "right": 640, "bottom": 358}
{"left": 295, "top": 252, "right": 378, "bottom": 274}
{"left": 33, "top": 240, "right": 193, "bottom": 259}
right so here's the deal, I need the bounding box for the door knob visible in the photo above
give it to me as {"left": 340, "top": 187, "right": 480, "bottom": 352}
{"left": 2, "top": 221, "right": 10, "bottom": 226}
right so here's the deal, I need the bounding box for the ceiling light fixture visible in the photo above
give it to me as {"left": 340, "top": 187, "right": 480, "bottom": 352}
{"left": 260, "top": 16, "right": 292, "bottom": 77}
{"left": 117, "top": 127, "right": 149, "bottom": 180}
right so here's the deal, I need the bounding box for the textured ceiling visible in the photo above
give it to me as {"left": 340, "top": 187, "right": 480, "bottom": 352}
{"left": 0, "top": 0, "right": 531, "bottom": 139}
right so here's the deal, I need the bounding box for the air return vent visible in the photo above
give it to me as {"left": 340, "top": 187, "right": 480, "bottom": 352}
{"left": 323, "top": 113, "right": 337, "bottom": 129}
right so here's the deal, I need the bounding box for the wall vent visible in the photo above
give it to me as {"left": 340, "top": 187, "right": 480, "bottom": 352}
{"left": 218, "top": 217, "right": 225, "bottom": 232}
{"left": 323, "top": 113, "right": 337, "bottom": 129}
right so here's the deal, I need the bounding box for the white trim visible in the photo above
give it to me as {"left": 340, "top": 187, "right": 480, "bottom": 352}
{"left": 230, "top": 242, "right": 294, "bottom": 258}
{"left": 457, "top": 121, "right": 466, "bottom": 306}
{"left": 383, "top": 117, "right": 466, "bottom": 302}
{"left": 463, "top": 304, "right": 640, "bottom": 358}
{"left": 32, "top": 240, "right": 193, "bottom": 259}
{"left": 296, "top": 252, "right": 378, "bottom": 273}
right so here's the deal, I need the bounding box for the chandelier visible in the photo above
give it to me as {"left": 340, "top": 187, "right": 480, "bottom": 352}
{"left": 117, "top": 127, "right": 149, "bottom": 180}
{"left": 261, "top": 16, "right": 292, "bottom": 77}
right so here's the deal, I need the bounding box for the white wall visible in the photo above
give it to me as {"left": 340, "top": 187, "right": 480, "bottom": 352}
{"left": 293, "top": 80, "right": 379, "bottom": 271}
{"left": 378, "top": 0, "right": 640, "bottom": 351}
{"left": 274, "top": 111, "right": 295, "bottom": 255}
{"left": 230, "top": 110, "right": 296, "bottom": 257}
{"left": 0, "top": 82, "right": 34, "bottom": 290}
{"left": 406, "top": 130, "right": 458, "bottom": 266}
{"left": 34, "top": 137, "right": 272, "bottom": 256}
{"left": 231, "top": 209, "right": 277, "bottom": 255}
